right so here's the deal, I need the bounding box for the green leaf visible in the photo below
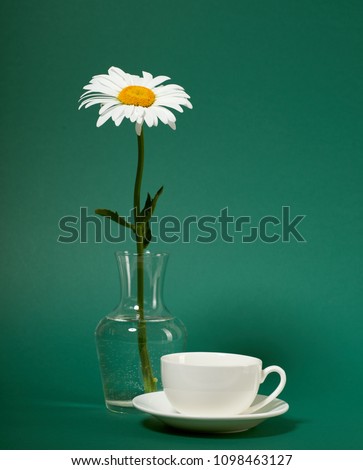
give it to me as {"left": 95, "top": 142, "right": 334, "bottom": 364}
{"left": 141, "top": 186, "right": 164, "bottom": 223}
{"left": 140, "top": 193, "right": 153, "bottom": 218}
{"left": 151, "top": 186, "right": 164, "bottom": 215}
{"left": 95, "top": 208, "right": 134, "bottom": 230}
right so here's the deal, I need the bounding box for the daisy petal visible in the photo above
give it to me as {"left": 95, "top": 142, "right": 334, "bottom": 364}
{"left": 148, "top": 75, "right": 171, "bottom": 89}
{"left": 96, "top": 108, "right": 114, "bottom": 127}
{"left": 130, "top": 112, "right": 138, "bottom": 123}
{"left": 83, "top": 83, "right": 118, "bottom": 97}
{"left": 154, "top": 100, "right": 183, "bottom": 112}
{"left": 124, "top": 105, "right": 134, "bottom": 119}
{"left": 115, "top": 115, "right": 125, "bottom": 126}
{"left": 144, "top": 109, "right": 155, "bottom": 127}
{"left": 99, "top": 101, "right": 121, "bottom": 114}
{"left": 152, "top": 107, "right": 168, "bottom": 124}
{"left": 157, "top": 106, "right": 176, "bottom": 123}
{"left": 79, "top": 98, "right": 113, "bottom": 110}
{"left": 142, "top": 71, "right": 153, "bottom": 83}
{"left": 90, "top": 76, "right": 121, "bottom": 92}
{"left": 129, "top": 106, "right": 143, "bottom": 123}
{"left": 111, "top": 106, "right": 124, "bottom": 122}
{"left": 108, "top": 66, "right": 128, "bottom": 80}
{"left": 135, "top": 107, "right": 145, "bottom": 119}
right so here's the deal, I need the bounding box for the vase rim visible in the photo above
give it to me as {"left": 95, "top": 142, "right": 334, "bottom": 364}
{"left": 115, "top": 250, "right": 169, "bottom": 258}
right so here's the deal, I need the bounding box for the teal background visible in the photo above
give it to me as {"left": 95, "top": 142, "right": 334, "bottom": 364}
{"left": 1, "top": 0, "right": 363, "bottom": 450}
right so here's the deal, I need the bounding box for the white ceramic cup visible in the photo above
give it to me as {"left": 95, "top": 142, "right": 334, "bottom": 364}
{"left": 161, "top": 352, "right": 286, "bottom": 416}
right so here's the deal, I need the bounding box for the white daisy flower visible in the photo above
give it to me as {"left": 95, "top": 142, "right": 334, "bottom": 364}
{"left": 79, "top": 67, "right": 192, "bottom": 135}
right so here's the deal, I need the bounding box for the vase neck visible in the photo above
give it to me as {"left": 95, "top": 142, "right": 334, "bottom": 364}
{"left": 113, "top": 251, "right": 170, "bottom": 318}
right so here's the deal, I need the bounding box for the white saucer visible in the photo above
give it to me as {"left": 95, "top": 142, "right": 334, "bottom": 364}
{"left": 132, "top": 392, "right": 289, "bottom": 433}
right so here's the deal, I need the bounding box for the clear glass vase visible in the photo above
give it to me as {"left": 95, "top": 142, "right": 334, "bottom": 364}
{"left": 95, "top": 251, "right": 187, "bottom": 413}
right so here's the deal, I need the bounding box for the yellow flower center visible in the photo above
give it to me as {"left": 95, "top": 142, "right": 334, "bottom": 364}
{"left": 118, "top": 85, "right": 155, "bottom": 107}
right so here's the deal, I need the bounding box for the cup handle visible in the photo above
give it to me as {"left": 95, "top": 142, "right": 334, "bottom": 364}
{"left": 245, "top": 365, "right": 286, "bottom": 414}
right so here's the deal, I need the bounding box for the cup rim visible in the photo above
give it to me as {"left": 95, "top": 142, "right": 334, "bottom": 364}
{"left": 161, "top": 352, "right": 262, "bottom": 367}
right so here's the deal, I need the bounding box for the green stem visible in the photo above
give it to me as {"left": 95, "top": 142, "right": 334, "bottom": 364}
{"left": 134, "top": 129, "right": 144, "bottom": 218}
{"left": 134, "top": 128, "right": 157, "bottom": 393}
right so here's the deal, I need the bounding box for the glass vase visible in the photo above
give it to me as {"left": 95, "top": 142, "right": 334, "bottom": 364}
{"left": 95, "top": 251, "right": 187, "bottom": 413}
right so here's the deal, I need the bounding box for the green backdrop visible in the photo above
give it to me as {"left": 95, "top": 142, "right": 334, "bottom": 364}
{"left": 1, "top": 0, "right": 363, "bottom": 450}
